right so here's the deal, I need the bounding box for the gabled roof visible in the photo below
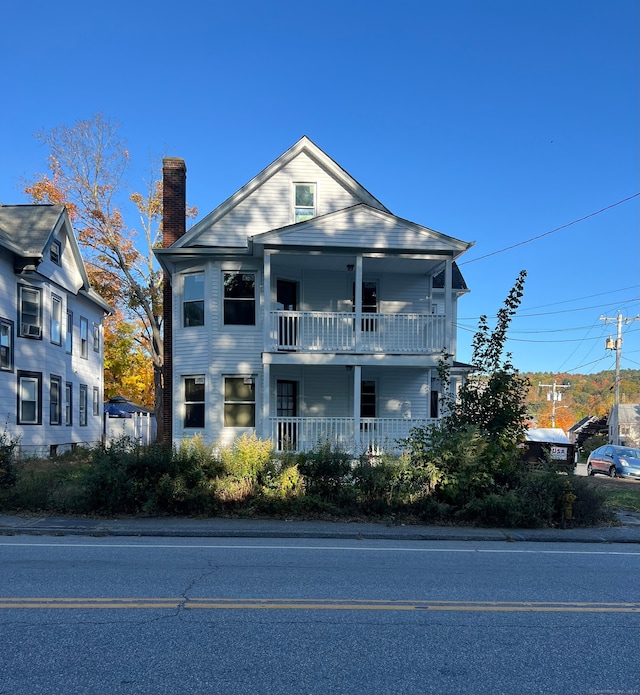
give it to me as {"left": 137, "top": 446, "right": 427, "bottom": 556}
{"left": 252, "top": 203, "right": 472, "bottom": 258}
{"left": 173, "top": 136, "right": 390, "bottom": 249}
{"left": 0, "top": 204, "right": 112, "bottom": 313}
{"left": 0, "top": 204, "right": 65, "bottom": 257}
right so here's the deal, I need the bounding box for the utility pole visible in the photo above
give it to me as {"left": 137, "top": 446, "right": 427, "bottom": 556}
{"left": 601, "top": 311, "right": 640, "bottom": 445}
{"left": 538, "top": 380, "right": 570, "bottom": 428}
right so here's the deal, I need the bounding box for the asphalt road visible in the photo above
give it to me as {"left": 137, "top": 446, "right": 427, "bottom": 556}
{"left": 1, "top": 536, "right": 638, "bottom": 695}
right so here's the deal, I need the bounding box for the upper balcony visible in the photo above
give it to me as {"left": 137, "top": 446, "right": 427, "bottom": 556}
{"left": 268, "top": 311, "right": 447, "bottom": 353}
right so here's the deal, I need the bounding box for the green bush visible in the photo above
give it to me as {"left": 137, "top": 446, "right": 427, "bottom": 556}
{"left": 297, "top": 440, "right": 354, "bottom": 501}
{"left": 0, "top": 427, "right": 20, "bottom": 491}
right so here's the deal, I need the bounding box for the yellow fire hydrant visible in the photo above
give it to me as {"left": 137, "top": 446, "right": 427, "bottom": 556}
{"left": 563, "top": 487, "right": 577, "bottom": 525}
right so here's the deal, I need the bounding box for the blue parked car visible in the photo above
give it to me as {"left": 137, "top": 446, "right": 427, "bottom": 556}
{"left": 586, "top": 445, "right": 640, "bottom": 479}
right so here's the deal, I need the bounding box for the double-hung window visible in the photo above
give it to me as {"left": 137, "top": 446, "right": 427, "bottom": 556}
{"left": 92, "top": 323, "right": 100, "bottom": 352}
{"left": 51, "top": 295, "right": 62, "bottom": 345}
{"left": 294, "top": 184, "right": 316, "bottom": 222}
{"left": 183, "top": 273, "right": 205, "bottom": 327}
{"left": 224, "top": 377, "right": 255, "bottom": 427}
{"left": 50, "top": 239, "right": 61, "bottom": 265}
{"left": 79, "top": 385, "right": 88, "bottom": 426}
{"left": 65, "top": 382, "right": 73, "bottom": 426}
{"left": 65, "top": 311, "right": 73, "bottom": 353}
{"left": 93, "top": 387, "right": 100, "bottom": 416}
{"left": 17, "top": 371, "right": 41, "bottom": 424}
{"left": 19, "top": 286, "right": 42, "bottom": 338}
{"left": 80, "top": 317, "right": 88, "bottom": 358}
{"left": 184, "top": 376, "right": 205, "bottom": 428}
{"left": 223, "top": 273, "right": 256, "bottom": 325}
{"left": 50, "top": 375, "right": 62, "bottom": 425}
{"left": 0, "top": 319, "right": 13, "bottom": 371}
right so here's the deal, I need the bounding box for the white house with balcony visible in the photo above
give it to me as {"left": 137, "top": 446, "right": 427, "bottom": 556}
{"left": 156, "top": 137, "right": 474, "bottom": 454}
{"left": 0, "top": 205, "right": 111, "bottom": 456}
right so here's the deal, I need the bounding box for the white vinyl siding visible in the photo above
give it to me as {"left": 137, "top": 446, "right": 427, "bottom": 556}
{"left": 193, "top": 153, "right": 361, "bottom": 246}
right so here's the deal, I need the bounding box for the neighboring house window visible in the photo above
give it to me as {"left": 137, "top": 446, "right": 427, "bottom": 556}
{"left": 17, "top": 371, "right": 42, "bottom": 425}
{"left": 80, "top": 317, "right": 88, "bottom": 358}
{"left": 93, "top": 387, "right": 100, "bottom": 416}
{"left": 183, "top": 273, "right": 205, "bottom": 327}
{"left": 50, "top": 375, "right": 62, "bottom": 425}
{"left": 294, "top": 183, "right": 316, "bottom": 222}
{"left": 0, "top": 318, "right": 13, "bottom": 371}
{"left": 50, "top": 239, "right": 62, "bottom": 265}
{"left": 79, "top": 384, "right": 88, "bottom": 426}
{"left": 65, "top": 382, "right": 73, "bottom": 426}
{"left": 65, "top": 311, "right": 73, "bottom": 354}
{"left": 224, "top": 376, "right": 255, "bottom": 427}
{"left": 51, "top": 295, "right": 62, "bottom": 345}
{"left": 19, "top": 286, "right": 42, "bottom": 338}
{"left": 92, "top": 323, "right": 100, "bottom": 352}
{"left": 223, "top": 273, "right": 256, "bottom": 325}
{"left": 184, "top": 376, "right": 205, "bottom": 428}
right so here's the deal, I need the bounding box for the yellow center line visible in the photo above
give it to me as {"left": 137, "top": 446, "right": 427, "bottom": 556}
{"left": 0, "top": 598, "right": 639, "bottom": 613}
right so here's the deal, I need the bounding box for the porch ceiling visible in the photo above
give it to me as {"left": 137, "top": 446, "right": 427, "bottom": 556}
{"left": 269, "top": 252, "right": 447, "bottom": 275}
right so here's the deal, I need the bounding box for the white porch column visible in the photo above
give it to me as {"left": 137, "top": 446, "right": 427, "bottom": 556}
{"left": 353, "top": 365, "right": 361, "bottom": 445}
{"left": 354, "top": 255, "right": 363, "bottom": 351}
{"left": 262, "top": 361, "right": 270, "bottom": 441}
{"left": 263, "top": 251, "right": 271, "bottom": 350}
{"left": 444, "top": 258, "right": 453, "bottom": 355}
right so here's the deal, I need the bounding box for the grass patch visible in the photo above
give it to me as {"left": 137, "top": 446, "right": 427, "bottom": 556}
{"left": 601, "top": 485, "right": 640, "bottom": 513}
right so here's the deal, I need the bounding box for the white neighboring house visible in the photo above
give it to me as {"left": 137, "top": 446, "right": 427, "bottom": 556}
{"left": 0, "top": 205, "right": 111, "bottom": 456}
{"left": 155, "top": 137, "right": 474, "bottom": 454}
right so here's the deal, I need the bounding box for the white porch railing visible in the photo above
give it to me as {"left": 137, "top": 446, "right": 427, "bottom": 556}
{"left": 269, "top": 417, "right": 433, "bottom": 454}
{"left": 270, "top": 311, "right": 446, "bottom": 353}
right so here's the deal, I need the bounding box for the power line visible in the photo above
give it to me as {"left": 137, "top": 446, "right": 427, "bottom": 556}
{"left": 459, "top": 193, "right": 640, "bottom": 266}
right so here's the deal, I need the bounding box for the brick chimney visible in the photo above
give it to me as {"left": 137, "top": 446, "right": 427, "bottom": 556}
{"left": 161, "top": 157, "right": 187, "bottom": 444}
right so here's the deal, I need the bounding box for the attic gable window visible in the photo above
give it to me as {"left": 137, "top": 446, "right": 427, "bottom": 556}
{"left": 294, "top": 184, "right": 316, "bottom": 222}
{"left": 50, "top": 239, "right": 61, "bottom": 265}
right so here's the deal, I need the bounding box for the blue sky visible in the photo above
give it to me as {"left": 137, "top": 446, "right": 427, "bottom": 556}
{"left": 2, "top": 0, "right": 638, "bottom": 375}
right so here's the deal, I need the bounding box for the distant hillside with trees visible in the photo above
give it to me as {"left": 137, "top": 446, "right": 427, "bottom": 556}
{"left": 521, "top": 369, "right": 640, "bottom": 431}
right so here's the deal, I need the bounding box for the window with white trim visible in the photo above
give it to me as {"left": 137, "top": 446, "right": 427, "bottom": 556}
{"left": 294, "top": 183, "right": 316, "bottom": 222}
{"left": 92, "top": 323, "right": 100, "bottom": 352}
{"left": 183, "top": 273, "right": 205, "bottom": 327}
{"left": 223, "top": 273, "right": 256, "bottom": 325}
{"left": 17, "top": 371, "right": 41, "bottom": 424}
{"left": 184, "top": 376, "right": 205, "bottom": 428}
{"left": 19, "top": 286, "right": 42, "bottom": 338}
{"left": 224, "top": 376, "right": 255, "bottom": 427}
{"left": 0, "top": 318, "right": 13, "bottom": 371}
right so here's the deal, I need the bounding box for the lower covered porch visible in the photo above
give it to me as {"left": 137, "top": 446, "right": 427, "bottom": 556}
{"left": 263, "top": 363, "right": 443, "bottom": 454}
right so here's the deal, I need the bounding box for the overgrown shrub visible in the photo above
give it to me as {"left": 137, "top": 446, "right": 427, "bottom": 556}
{"left": 0, "top": 427, "right": 20, "bottom": 491}
{"left": 297, "top": 440, "right": 354, "bottom": 501}
{"left": 84, "top": 437, "right": 177, "bottom": 514}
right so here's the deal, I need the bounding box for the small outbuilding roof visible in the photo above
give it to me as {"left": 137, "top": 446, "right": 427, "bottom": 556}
{"left": 104, "top": 396, "right": 154, "bottom": 417}
{"left": 525, "top": 428, "right": 571, "bottom": 444}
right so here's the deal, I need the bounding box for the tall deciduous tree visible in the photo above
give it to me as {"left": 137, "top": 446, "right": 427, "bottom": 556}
{"left": 24, "top": 114, "right": 196, "bottom": 434}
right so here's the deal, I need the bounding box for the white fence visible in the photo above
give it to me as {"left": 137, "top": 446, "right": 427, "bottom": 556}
{"left": 104, "top": 413, "right": 156, "bottom": 446}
